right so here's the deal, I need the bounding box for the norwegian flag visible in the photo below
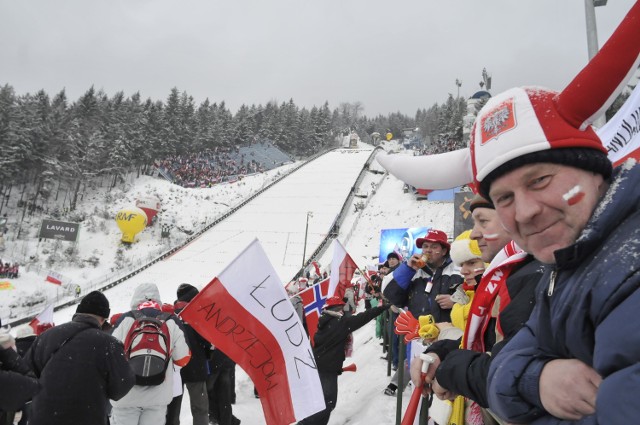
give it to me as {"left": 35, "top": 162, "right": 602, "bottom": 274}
{"left": 299, "top": 277, "right": 330, "bottom": 346}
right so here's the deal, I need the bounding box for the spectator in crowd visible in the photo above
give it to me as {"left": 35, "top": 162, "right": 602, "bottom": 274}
{"left": 383, "top": 229, "right": 463, "bottom": 396}
{"left": 409, "top": 196, "right": 542, "bottom": 424}
{"left": 384, "top": 229, "right": 462, "bottom": 322}
{"left": 110, "top": 283, "right": 191, "bottom": 425}
{"left": 452, "top": 7, "right": 640, "bottom": 423}
{"left": 156, "top": 143, "right": 290, "bottom": 189}
{"left": 166, "top": 284, "right": 211, "bottom": 425}
{"left": 0, "top": 325, "right": 39, "bottom": 423}
{"left": 207, "top": 347, "right": 240, "bottom": 425}
{"left": 298, "top": 296, "right": 390, "bottom": 425}
{"left": 12, "top": 323, "right": 48, "bottom": 425}
{"left": 390, "top": 7, "right": 640, "bottom": 422}
{"left": 380, "top": 252, "right": 402, "bottom": 371}
{"left": 25, "top": 291, "right": 135, "bottom": 425}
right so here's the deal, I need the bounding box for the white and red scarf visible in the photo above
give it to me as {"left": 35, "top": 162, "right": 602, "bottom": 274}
{"left": 462, "top": 241, "right": 527, "bottom": 352}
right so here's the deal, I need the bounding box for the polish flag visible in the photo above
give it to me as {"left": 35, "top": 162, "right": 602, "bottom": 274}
{"left": 29, "top": 303, "right": 54, "bottom": 334}
{"left": 298, "top": 278, "right": 330, "bottom": 346}
{"left": 328, "top": 239, "right": 358, "bottom": 300}
{"left": 45, "top": 271, "right": 62, "bottom": 286}
{"left": 598, "top": 81, "right": 640, "bottom": 166}
{"left": 180, "top": 239, "right": 325, "bottom": 425}
{"left": 311, "top": 261, "right": 321, "bottom": 277}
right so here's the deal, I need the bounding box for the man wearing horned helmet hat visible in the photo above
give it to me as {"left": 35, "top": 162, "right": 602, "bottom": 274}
{"left": 477, "top": 3, "right": 640, "bottom": 422}
{"left": 378, "top": 2, "right": 640, "bottom": 423}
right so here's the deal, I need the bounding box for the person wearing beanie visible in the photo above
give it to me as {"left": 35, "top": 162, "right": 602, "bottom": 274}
{"left": 468, "top": 194, "right": 511, "bottom": 264}
{"left": 24, "top": 290, "right": 135, "bottom": 425}
{"left": 386, "top": 251, "right": 401, "bottom": 264}
{"left": 165, "top": 283, "right": 217, "bottom": 425}
{"left": 110, "top": 283, "right": 191, "bottom": 425}
{"left": 298, "top": 297, "right": 390, "bottom": 425}
{"left": 409, "top": 197, "right": 542, "bottom": 423}
{"left": 448, "top": 231, "right": 485, "bottom": 331}
{"left": 76, "top": 290, "right": 111, "bottom": 318}
{"left": 452, "top": 5, "right": 640, "bottom": 424}
{"left": 176, "top": 283, "right": 199, "bottom": 303}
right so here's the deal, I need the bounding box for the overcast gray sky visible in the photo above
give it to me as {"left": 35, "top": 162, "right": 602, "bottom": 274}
{"left": 0, "top": 0, "right": 635, "bottom": 116}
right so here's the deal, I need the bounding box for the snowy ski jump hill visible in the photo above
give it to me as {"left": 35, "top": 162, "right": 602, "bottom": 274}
{"left": 52, "top": 144, "right": 381, "bottom": 324}
{"left": 5, "top": 141, "right": 457, "bottom": 425}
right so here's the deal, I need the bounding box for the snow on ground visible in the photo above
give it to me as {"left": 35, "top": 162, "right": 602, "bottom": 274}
{"left": 5, "top": 142, "right": 457, "bottom": 424}
{"left": 1, "top": 163, "right": 299, "bottom": 322}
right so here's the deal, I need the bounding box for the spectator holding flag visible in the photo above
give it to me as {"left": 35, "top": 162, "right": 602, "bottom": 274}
{"left": 298, "top": 296, "right": 389, "bottom": 425}
{"left": 379, "top": 3, "right": 640, "bottom": 422}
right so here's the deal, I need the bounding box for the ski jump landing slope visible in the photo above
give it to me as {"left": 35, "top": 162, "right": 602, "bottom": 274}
{"left": 55, "top": 146, "right": 374, "bottom": 321}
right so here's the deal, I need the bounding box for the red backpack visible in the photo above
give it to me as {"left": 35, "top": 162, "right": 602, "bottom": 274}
{"left": 123, "top": 311, "right": 172, "bottom": 386}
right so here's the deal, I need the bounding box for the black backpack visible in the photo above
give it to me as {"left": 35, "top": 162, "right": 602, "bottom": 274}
{"left": 123, "top": 311, "right": 172, "bottom": 386}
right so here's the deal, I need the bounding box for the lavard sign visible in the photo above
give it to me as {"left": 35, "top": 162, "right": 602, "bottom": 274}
{"left": 38, "top": 219, "right": 80, "bottom": 242}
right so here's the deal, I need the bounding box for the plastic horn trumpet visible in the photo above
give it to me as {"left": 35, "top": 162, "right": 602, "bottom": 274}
{"left": 342, "top": 363, "right": 357, "bottom": 373}
{"left": 401, "top": 354, "right": 435, "bottom": 425}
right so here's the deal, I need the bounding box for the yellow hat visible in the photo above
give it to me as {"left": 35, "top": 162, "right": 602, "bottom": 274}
{"left": 450, "top": 230, "right": 482, "bottom": 266}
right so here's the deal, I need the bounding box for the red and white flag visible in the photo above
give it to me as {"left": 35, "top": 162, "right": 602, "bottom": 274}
{"left": 298, "top": 278, "right": 330, "bottom": 346}
{"left": 311, "top": 261, "right": 321, "bottom": 277}
{"left": 45, "top": 271, "right": 62, "bottom": 286}
{"left": 328, "top": 239, "right": 358, "bottom": 300}
{"left": 598, "top": 81, "right": 640, "bottom": 166}
{"left": 29, "top": 303, "right": 54, "bottom": 334}
{"left": 180, "top": 239, "right": 325, "bottom": 425}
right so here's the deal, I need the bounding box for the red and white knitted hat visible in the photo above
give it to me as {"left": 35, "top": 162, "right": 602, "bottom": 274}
{"left": 376, "top": 1, "right": 640, "bottom": 196}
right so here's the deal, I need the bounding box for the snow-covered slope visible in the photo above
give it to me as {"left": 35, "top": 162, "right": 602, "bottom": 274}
{"left": 6, "top": 143, "right": 456, "bottom": 424}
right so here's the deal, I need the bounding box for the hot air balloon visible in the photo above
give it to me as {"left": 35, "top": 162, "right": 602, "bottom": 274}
{"left": 115, "top": 207, "right": 147, "bottom": 243}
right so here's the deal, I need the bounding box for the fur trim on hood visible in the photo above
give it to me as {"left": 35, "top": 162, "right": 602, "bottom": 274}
{"left": 130, "top": 282, "right": 162, "bottom": 310}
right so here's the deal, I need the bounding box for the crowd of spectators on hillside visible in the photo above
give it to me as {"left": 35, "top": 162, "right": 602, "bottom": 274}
{"left": 157, "top": 146, "right": 264, "bottom": 188}
{"left": 0, "top": 260, "right": 19, "bottom": 279}
{"left": 415, "top": 136, "right": 466, "bottom": 156}
{"left": 156, "top": 141, "right": 293, "bottom": 189}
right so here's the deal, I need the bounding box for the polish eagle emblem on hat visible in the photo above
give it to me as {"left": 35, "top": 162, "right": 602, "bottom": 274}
{"left": 480, "top": 98, "right": 516, "bottom": 145}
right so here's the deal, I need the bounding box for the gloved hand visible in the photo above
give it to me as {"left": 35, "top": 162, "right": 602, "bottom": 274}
{"left": 0, "top": 327, "right": 15, "bottom": 350}
{"left": 418, "top": 315, "right": 440, "bottom": 341}
{"left": 394, "top": 310, "right": 420, "bottom": 343}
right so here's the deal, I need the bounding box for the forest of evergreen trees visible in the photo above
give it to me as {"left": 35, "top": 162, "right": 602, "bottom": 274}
{"left": 0, "top": 83, "right": 468, "bottom": 212}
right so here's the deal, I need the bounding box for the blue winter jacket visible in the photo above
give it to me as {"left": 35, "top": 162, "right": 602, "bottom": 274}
{"left": 487, "top": 162, "right": 640, "bottom": 424}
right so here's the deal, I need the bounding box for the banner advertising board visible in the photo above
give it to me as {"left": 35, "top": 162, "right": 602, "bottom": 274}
{"left": 39, "top": 219, "right": 80, "bottom": 242}
{"left": 454, "top": 192, "right": 475, "bottom": 238}
{"left": 379, "top": 226, "right": 430, "bottom": 263}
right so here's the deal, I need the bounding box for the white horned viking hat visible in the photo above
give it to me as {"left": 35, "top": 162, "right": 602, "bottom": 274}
{"left": 377, "top": 1, "right": 640, "bottom": 197}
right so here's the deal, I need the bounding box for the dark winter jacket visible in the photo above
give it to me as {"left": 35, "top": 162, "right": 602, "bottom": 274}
{"left": 313, "top": 304, "right": 388, "bottom": 374}
{"left": 15, "top": 335, "right": 37, "bottom": 357}
{"left": 175, "top": 302, "right": 211, "bottom": 382}
{"left": 487, "top": 163, "right": 640, "bottom": 424}
{"left": 0, "top": 346, "right": 39, "bottom": 411}
{"left": 430, "top": 257, "right": 542, "bottom": 407}
{"left": 384, "top": 256, "right": 463, "bottom": 322}
{"left": 25, "top": 314, "right": 135, "bottom": 425}
{"left": 210, "top": 348, "right": 236, "bottom": 371}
